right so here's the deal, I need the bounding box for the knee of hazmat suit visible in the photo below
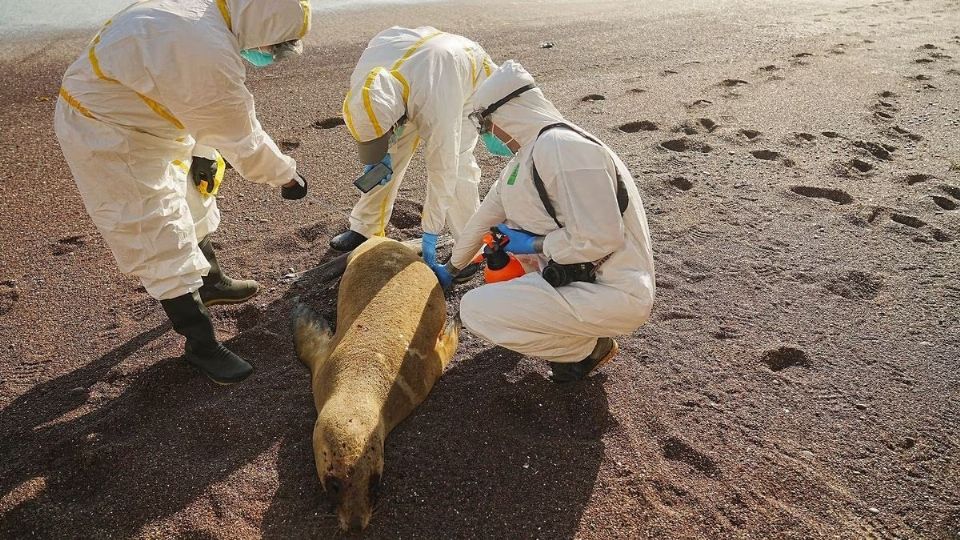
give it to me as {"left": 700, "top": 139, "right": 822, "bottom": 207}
{"left": 450, "top": 60, "right": 656, "bottom": 331}
{"left": 341, "top": 26, "right": 497, "bottom": 235}
{"left": 55, "top": 0, "right": 312, "bottom": 300}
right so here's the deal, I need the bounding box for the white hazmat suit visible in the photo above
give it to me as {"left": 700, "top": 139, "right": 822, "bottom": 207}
{"left": 451, "top": 62, "right": 656, "bottom": 363}
{"left": 54, "top": 0, "right": 311, "bottom": 300}
{"left": 341, "top": 27, "right": 496, "bottom": 238}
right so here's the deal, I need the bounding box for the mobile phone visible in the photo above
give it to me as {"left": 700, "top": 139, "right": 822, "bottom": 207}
{"left": 353, "top": 162, "right": 392, "bottom": 193}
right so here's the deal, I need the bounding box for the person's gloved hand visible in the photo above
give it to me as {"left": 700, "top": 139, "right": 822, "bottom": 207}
{"left": 189, "top": 157, "right": 217, "bottom": 191}
{"left": 281, "top": 173, "right": 307, "bottom": 200}
{"left": 428, "top": 260, "right": 455, "bottom": 290}
{"left": 363, "top": 153, "right": 393, "bottom": 186}
{"left": 496, "top": 224, "right": 542, "bottom": 255}
{"left": 421, "top": 232, "right": 438, "bottom": 265}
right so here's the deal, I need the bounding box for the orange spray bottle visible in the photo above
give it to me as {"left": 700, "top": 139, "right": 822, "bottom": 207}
{"left": 476, "top": 227, "right": 527, "bottom": 283}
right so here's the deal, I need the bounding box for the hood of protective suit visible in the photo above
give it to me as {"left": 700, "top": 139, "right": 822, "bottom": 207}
{"left": 473, "top": 60, "right": 565, "bottom": 147}
{"left": 225, "top": 0, "right": 312, "bottom": 50}
{"left": 342, "top": 68, "right": 407, "bottom": 143}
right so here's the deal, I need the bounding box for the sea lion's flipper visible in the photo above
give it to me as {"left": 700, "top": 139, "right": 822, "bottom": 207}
{"left": 291, "top": 299, "right": 333, "bottom": 372}
{"left": 434, "top": 314, "right": 461, "bottom": 370}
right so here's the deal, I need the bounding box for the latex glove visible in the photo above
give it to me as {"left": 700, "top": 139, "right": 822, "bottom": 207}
{"left": 363, "top": 153, "right": 393, "bottom": 186}
{"left": 495, "top": 224, "right": 542, "bottom": 255}
{"left": 281, "top": 173, "right": 307, "bottom": 200}
{"left": 421, "top": 232, "right": 438, "bottom": 266}
{"left": 428, "top": 260, "right": 455, "bottom": 290}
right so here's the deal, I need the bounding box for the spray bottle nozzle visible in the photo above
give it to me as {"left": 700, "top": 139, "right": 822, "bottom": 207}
{"left": 480, "top": 226, "right": 526, "bottom": 282}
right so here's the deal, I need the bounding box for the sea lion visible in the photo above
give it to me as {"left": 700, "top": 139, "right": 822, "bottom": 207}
{"left": 291, "top": 236, "right": 459, "bottom": 531}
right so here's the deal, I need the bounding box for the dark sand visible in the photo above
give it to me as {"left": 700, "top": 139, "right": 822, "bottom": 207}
{"left": 1, "top": 0, "right": 959, "bottom": 537}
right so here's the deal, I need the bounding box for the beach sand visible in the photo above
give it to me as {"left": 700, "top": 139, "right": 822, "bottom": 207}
{"left": 1, "top": 0, "right": 958, "bottom": 537}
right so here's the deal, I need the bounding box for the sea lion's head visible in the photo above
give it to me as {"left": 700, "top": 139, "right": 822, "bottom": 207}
{"left": 313, "top": 408, "right": 385, "bottom": 531}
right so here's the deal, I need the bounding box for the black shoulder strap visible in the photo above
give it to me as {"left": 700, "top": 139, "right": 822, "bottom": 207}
{"left": 530, "top": 123, "right": 629, "bottom": 229}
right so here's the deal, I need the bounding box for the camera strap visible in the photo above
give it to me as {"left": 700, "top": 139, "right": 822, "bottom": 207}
{"left": 530, "top": 123, "right": 629, "bottom": 229}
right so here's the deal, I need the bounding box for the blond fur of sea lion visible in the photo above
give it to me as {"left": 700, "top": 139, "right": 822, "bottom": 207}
{"left": 291, "top": 236, "right": 459, "bottom": 531}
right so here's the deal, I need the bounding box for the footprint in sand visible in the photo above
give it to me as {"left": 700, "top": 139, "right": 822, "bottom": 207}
{"left": 853, "top": 140, "right": 896, "bottom": 161}
{"left": 675, "top": 118, "right": 718, "bottom": 135}
{"left": 824, "top": 271, "right": 884, "bottom": 300}
{"left": 916, "top": 58, "right": 935, "bottom": 64}
{"left": 759, "top": 65, "right": 780, "bottom": 72}
{"left": 582, "top": 94, "right": 605, "bottom": 102}
{"left": 939, "top": 184, "right": 960, "bottom": 200}
{"left": 51, "top": 234, "right": 90, "bottom": 256}
{"left": 874, "top": 110, "right": 895, "bottom": 121}
{"left": 739, "top": 129, "right": 762, "bottom": 141}
{"left": 905, "top": 173, "right": 935, "bottom": 185}
{"left": 879, "top": 90, "right": 898, "bottom": 98}
{"left": 279, "top": 140, "right": 300, "bottom": 152}
{"left": 312, "top": 117, "right": 345, "bottom": 129}
{"left": 751, "top": 149, "right": 794, "bottom": 166}
{"left": 761, "top": 346, "right": 811, "bottom": 371}
{"left": 889, "top": 213, "right": 928, "bottom": 231}
{"left": 890, "top": 212, "right": 953, "bottom": 243}
{"left": 719, "top": 79, "right": 748, "bottom": 87}
{"left": 619, "top": 120, "right": 659, "bottom": 133}
{"left": 668, "top": 177, "right": 694, "bottom": 191}
{"left": 888, "top": 125, "right": 923, "bottom": 141}
{"left": 660, "top": 138, "right": 713, "bottom": 153}
{"left": 685, "top": 99, "right": 713, "bottom": 110}
{"left": 929, "top": 52, "right": 952, "bottom": 60}
{"left": 837, "top": 159, "right": 875, "bottom": 176}
{"left": 829, "top": 44, "right": 847, "bottom": 55}
{"left": 821, "top": 131, "right": 844, "bottom": 139}
{"left": 786, "top": 132, "right": 817, "bottom": 146}
{"left": 296, "top": 222, "right": 329, "bottom": 243}
{"left": 911, "top": 74, "right": 933, "bottom": 81}
{"left": 930, "top": 196, "right": 958, "bottom": 211}
{"left": 661, "top": 437, "right": 720, "bottom": 478}
{"left": 790, "top": 185, "right": 854, "bottom": 205}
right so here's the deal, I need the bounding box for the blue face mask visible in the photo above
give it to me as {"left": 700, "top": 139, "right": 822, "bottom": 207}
{"left": 481, "top": 131, "right": 515, "bottom": 157}
{"left": 240, "top": 49, "right": 275, "bottom": 68}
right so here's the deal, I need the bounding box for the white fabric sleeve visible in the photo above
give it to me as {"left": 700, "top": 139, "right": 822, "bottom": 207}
{"left": 157, "top": 54, "right": 296, "bottom": 188}
{"left": 538, "top": 137, "right": 626, "bottom": 264}
{"left": 417, "top": 59, "right": 466, "bottom": 235}
{"left": 450, "top": 178, "right": 507, "bottom": 270}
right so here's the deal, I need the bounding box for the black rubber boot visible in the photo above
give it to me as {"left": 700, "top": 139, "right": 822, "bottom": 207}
{"left": 453, "top": 262, "right": 482, "bottom": 284}
{"left": 197, "top": 237, "right": 259, "bottom": 307}
{"left": 549, "top": 337, "right": 619, "bottom": 383}
{"left": 160, "top": 291, "right": 254, "bottom": 384}
{"left": 329, "top": 230, "right": 368, "bottom": 252}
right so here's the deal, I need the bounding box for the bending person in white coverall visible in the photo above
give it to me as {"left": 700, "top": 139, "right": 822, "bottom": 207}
{"left": 54, "top": 0, "right": 312, "bottom": 385}
{"left": 332, "top": 26, "right": 496, "bottom": 281}
{"left": 432, "top": 61, "right": 656, "bottom": 383}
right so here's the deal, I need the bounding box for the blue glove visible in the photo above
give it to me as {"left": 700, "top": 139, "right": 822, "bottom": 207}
{"left": 496, "top": 224, "right": 541, "bottom": 255}
{"left": 362, "top": 153, "right": 393, "bottom": 186}
{"left": 421, "top": 232, "right": 438, "bottom": 265}
{"left": 429, "top": 261, "right": 455, "bottom": 290}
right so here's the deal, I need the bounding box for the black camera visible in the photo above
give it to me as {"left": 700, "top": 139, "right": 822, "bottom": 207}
{"left": 542, "top": 260, "right": 597, "bottom": 288}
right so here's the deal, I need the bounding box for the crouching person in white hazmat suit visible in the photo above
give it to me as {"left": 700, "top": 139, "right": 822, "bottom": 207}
{"left": 431, "top": 61, "right": 656, "bottom": 383}
{"left": 54, "top": 0, "right": 313, "bottom": 384}
{"left": 332, "top": 26, "right": 497, "bottom": 282}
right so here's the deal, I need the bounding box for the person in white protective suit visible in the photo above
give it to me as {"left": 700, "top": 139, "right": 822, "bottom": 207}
{"left": 332, "top": 26, "right": 497, "bottom": 281}
{"left": 54, "top": 0, "right": 312, "bottom": 385}
{"left": 432, "top": 61, "right": 656, "bottom": 383}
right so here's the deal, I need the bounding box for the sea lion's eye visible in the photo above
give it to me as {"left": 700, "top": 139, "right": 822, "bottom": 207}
{"left": 324, "top": 475, "right": 344, "bottom": 504}
{"left": 368, "top": 473, "right": 382, "bottom": 504}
